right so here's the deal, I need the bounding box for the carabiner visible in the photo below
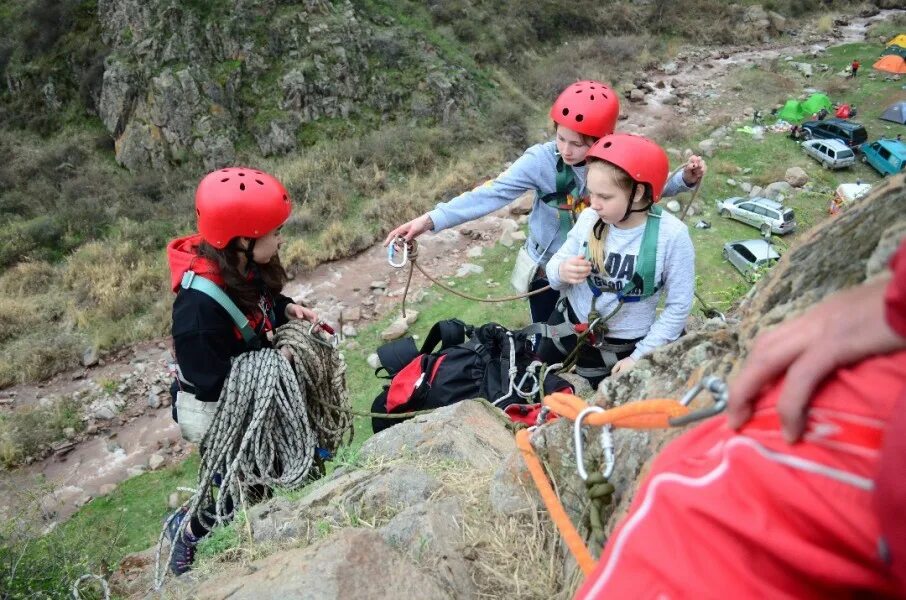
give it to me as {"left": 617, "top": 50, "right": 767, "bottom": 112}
{"left": 574, "top": 406, "right": 615, "bottom": 482}
{"left": 516, "top": 361, "right": 542, "bottom": 399}
{"left": 669, "top": 375, "right": 728, "bottom": 426}
{"left": 308, "top": 320, "right": 339, "bottom": 348}
{"left": 387, "top": 237, "right": 409, "bottom": 268}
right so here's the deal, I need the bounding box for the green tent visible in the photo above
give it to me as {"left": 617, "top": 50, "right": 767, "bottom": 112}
{"left": 778, "top": 99, "right": 806, "bottom": 122}
{"left": 882, "top": 45, "right": 906, "bottom": 60}
{"left": 801, "top": 93, "right": 832, "bottom": 116}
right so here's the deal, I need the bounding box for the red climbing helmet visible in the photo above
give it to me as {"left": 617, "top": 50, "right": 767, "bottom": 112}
{"left": 586, "top": 134, "right": 670, "bottom": 201}
{"left": 549, "top": 80, "right": 620, "bottom": 139}
{"left": 195, "top": 167, "right": 292, "bottom": 249}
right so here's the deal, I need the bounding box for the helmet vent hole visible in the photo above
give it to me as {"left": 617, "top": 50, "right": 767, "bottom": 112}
{"left": 196, "top": 208, "right": 200, "bottom": 216}
{"left": 238, "top": 172, "right": 245, "bottom": 177}
{"left": 239, "top": 182, "right": 246, "bottom": 191}
{"left": 590, "top": 95, "right": 595, "bottom": 101}
{"left": 603, "top": 141, "right": 612, "bottom": 148}
{"left": 590, "top": 86, "right": 596, "bottom": 89}
{"left": 575, "top": 89, "right": 582, "bottom": 94}
{"left": 575, "top": 114, "right": 584, "bottom": 122}
{"left": 255, "top": 179, "right": 264, "bottom": 185}
{"left": 562, "top": 108, "right": 569, "bottom": 116}
{"left": 221, "top": 178, "right": 229, "bottom": 182}
{"left": 283, "top": 194, "right": 288, "bottom": 201}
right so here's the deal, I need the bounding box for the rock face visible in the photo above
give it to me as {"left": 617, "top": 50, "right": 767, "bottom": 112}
{"left": 94, "top": 0, "right": 479, "bottom": 170}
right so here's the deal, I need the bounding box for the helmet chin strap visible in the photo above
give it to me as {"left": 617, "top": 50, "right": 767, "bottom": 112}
{"left": 242, "top": 238, "right": 258, "bottom": 276}
{"left": 619, "top": 183, "right": 652, "bottom": 222}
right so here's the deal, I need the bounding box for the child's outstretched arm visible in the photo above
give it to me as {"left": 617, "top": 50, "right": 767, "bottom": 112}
{"left": 546, "top": 209, "right": 595, "bottom": 290}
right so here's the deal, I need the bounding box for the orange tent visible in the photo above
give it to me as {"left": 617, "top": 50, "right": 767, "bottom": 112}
{"left": 874, "top": 54, "right": 906, "bottom": 74}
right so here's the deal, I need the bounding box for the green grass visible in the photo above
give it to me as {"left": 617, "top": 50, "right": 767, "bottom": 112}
{"left": 1, "top": 453, "right": 199, "bottom": 598}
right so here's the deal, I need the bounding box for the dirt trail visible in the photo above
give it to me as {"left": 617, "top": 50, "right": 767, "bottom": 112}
{"left": 0, "top": 8, "right": 895, "bottom": 528}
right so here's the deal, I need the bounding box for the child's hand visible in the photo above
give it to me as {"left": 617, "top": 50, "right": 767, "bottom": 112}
{"left": 285, "top": 303, "right": 317, "bottom": 322}
{"left": 559, "top": 255, "right": 592, "bottom": 284}
{"left": 682, "top": 155, "right": 706, "bottom": 187}
{"left": 611, "top": 356, "right": 636, "bottom": 375}
{"left": 383, "top": 214, "right": 433, "bottom": 246}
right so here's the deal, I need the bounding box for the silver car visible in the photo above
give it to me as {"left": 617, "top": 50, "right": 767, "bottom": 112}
{"left": 715, "top": 196, "right": 796, "bottom": 235}
{"left": 723, "top": 239, "right": 780, "bottom": 281}
{"left": 801, "top": 139, "right": 856, "bottom": 170}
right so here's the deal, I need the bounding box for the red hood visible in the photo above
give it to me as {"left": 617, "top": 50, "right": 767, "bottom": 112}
{"left": 166, "top": 234, "right": 224, "bottom": 292}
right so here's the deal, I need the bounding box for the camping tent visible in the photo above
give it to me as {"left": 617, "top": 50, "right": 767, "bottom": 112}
{"left": 778, "top": 99, "right": 807, "bottom": 121}
{"left": 881, "top": 101, "right": 906, "bottom": 125}
{"left": 874, "top": 55, "right": 906, "bottom": 74}
{"left": 801, "top": 93, "right": 832, "bottom": 116}
{"left": 882, "top": 45, "right": 906, "bottom": 60}
{"left": 888, "top": 34, "right": 906, "bottom": 48}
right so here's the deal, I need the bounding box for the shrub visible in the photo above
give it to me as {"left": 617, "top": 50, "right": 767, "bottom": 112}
{"left": 0, "top": 260, "right": 56, "bottom": 296}
{"left": 0, "top": 330, "right": 83, "bottom": 387}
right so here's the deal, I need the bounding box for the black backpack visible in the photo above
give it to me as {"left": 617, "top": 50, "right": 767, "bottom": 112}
{"left": 370, "top": 319, "right": 572, "bottom": 433}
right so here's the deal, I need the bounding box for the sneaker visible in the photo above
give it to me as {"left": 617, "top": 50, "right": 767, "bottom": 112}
{"left": 165, "top": 509, "right": 199, "bottom": 576}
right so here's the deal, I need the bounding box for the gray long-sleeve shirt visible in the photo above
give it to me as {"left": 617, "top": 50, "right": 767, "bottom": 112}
{"left": 545, "top": 208, "right": 695, "bottom": 361}
{"left": 427, "top": 141, "right": 693, "bottom": 265}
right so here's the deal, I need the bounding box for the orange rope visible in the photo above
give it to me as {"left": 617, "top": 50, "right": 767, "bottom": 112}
{"left": 515, "top": 393, "right": 693, "bottom": 575}
{"left": 543, "top": 392, "right": 690, "bottom": 428}
{"left": 516, "top": 428, "right": 598, "bottom": 576}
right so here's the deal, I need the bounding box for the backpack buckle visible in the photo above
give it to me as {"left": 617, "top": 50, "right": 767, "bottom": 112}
{"left": 181, "top": 270, "right": 197, "bottom": 289}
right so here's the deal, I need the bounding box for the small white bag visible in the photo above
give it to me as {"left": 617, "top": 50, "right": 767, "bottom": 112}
{"left": 510, "top": 244, "right": 541, "bottom": 293}
{"left": 175, "top": 391, "right": 219, "bottom": 443}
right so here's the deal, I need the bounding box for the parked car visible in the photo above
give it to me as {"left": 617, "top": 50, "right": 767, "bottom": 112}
{"left": 723, "top": 239, "right": 780, "bottom": 281}
{"left": 801, "top": 138, "right": 855, "bottom": 170}
{"left": 860, "top": 139, "right": 906, "bottom": 176}
{"left": 800, "top": 118, "right": 868, "bottom": 149}
{"left": 715, "top": 196, "right": 797, "bottom": 235}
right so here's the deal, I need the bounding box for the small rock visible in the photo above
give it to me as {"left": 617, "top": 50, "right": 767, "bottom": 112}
{"left": 697, "top": 139, "right": 717, "bottom": 157}
{"left": 341, "top": 324, "right": 358, "bottom": 337}
{"left": 148, "top": 454, "right": 166, "bottom": 471}
{"left": 726, "top": 178, "right": 736, "bottom": 186}
{"left": 147, "top": 389, "right": 162, "bottom": 409}
{"left": 741, "top": 182, "right": 753, "bottom": 193}
{"left": 74, "top": 496, "right": 92, "bottom": 508}
{"left": 370, "top": 280, "right": 388, "bottom": 290}
{"left": 168, "top": 492, "right": 182, "bottom": 509}
{"left": 64, "top": 427, "right": 76, "bottom": 439}
{"left": 466, "top": 246, "right": 483, "bottom": 259}
{"left": 381, "top": 318, "right": 409, "bottom": 341}
{"left": 456, "top": 263, "right": 484, "bottom": 277}
{"left": 784, "top": 166, "right": 809, "bottom": 188}
{"left": 665, "top": 200, "right": 681, "bottom": 213}
{"left": 629, "top": 88, "right": 647, "bottom": 103}
{"left": 404, "top": 310, "right": 419, "bottom": 325}
{"left": 764, "top": 181, "right": 793, "bottom": 199}
{"left": 341, "top": 307, "right": 362, "bottom": 322}
{"left": 367, "top": 353, "right": 382, "bottom": 370}
{"left": 99, "top": 484, "right": 117, "bottom": 496}
{"left": 81, "top": 347, "right": 99, "bottom": 368}
{"left": 749, "top": 185, "right": 764, "bottom": 198}
{"left": 126, "top": 466, "right": 147, "bottom": 478}
{"left": 508, "top": 192, "right": 534, "bottom": 215}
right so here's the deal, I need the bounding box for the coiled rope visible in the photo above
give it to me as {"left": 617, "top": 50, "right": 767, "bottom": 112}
{"left": 154, "top": 320, "right": 352, "bottom": 589}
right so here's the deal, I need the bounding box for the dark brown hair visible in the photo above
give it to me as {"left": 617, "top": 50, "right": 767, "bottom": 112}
{"left": 553, "top": 122, "right": 598, "bottom": 146}
{"left": 197, "top": 239, "right": 288, "bottom": 313}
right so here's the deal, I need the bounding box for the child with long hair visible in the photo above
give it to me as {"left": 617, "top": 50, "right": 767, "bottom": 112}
{"left": 541, "top": 134, "right": 695, "bottom": 387}
{"left": 164, "top": 167, "right": 316, "bottom": 575}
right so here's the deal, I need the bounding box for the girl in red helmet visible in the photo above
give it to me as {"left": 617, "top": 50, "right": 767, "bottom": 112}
{"left": 163, "top": 167, "right": 316, "bottom": 575}
{"left": 383, "top": 80, "right": 705, "bottom": 323}
{"left": 540, "top": 134, "right": 695, "bottom": 387}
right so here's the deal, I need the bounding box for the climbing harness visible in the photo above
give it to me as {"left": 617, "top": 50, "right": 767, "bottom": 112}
{"left": 154, "top": 320, "right": 352, "bottom": 589}
{"left": 516, "top": 376, "right": 728, "bottom": 576}
{"left": 388, "top": 238, "right": 553, "bottom": 319}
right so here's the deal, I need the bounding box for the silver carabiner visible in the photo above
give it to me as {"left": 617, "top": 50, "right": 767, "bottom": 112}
{"left": 574, "top": 406, "right": 615, "bottom": 482}
{"left": 516, "top": 361, "right": 542, "bottom": 399}
{"left": 670, "top": 375, "right": 728, "bottom": 426}
{"left": 387, "top": 237, "right": 409, "bottom": 268}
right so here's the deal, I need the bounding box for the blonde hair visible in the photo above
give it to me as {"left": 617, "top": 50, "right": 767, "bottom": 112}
{"left": 586, "top": 159, "right": 636, "bottom": 275}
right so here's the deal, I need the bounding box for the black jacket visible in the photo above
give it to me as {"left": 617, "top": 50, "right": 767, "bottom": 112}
{"left": 169, "top": 287, "right": 292, "bottom": 415}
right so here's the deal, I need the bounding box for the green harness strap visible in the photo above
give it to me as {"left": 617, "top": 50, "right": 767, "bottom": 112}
{"left": 620, "top": 204, "right": 662, "bottom": 301}
{"left": 541, "top": 157, "right": 580, "bottom": 238}
{"left": 180, "top": 270, "right": 257, "bottom": 344}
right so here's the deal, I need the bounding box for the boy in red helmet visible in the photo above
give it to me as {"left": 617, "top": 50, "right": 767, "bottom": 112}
{"left": 540, "top": 134, "right": 694, "bottom": 385}
{"left": 384, "top": 81, "right": 705, "bottom": 323}
{"left": 163, "top": 167, "right": 317, "bottom": 575}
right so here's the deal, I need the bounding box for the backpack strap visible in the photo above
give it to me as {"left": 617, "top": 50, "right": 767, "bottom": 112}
{"left": 618, "top": 205, "right": 662, "bottom": 302}
{"left": 419, "top": 319, "right": 470, "bottom": 354}
{"left": 181, "top": 270, "right": 257, "bottom": 345}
